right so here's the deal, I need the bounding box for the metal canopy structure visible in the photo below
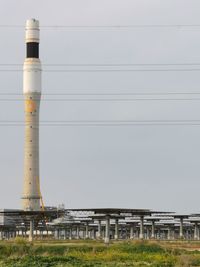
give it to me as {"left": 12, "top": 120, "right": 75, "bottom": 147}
{"left": 0, "top": 208, "right": 64, "bottom": 241}
{"left": 0, "top": 208, "right": 200, "bottom": 243}
{"left": 68, "top": 208, "right": 151, "bottom": 214}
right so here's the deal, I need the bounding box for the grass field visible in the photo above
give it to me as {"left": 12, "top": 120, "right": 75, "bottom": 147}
{"left": 1, "top": 239, "right": 200, "bottom": 266}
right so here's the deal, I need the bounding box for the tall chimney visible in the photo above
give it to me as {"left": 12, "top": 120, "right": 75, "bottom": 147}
{"left": 22, "top": 19, "right": 42, "bottom": 211}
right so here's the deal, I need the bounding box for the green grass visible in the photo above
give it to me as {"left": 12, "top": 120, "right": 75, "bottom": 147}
{"left": 1, "top": 239, "right": 200, "bottom": 266}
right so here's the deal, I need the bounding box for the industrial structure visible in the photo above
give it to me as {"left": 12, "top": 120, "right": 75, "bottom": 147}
{"left": 1, "top": 209, "right": 200, "bottom": 243}
{"left": 1, "top": 19, "right": 200, "bottom": 244}
{"left": 22, "top": 19, "right": 42, "bottom": 211}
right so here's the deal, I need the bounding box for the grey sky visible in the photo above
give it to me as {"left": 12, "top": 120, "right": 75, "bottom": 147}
{"left": 0, "top": 0, "right": 200, "bottom": 213}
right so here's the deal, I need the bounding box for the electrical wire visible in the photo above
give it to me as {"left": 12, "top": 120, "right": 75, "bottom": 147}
{"left": 1, "top": 92, "right": 200, "bottom": 96}
{"left": 1, "top": 69, "right": 200, "bottom": 72}
{"left": 1, "top": 24, "right": 200, "bottom": 29}
{"left": 1, "top": 124, "right": 200, "bottom": 126}
{"left": 1, "top": 98, "right": 200, "bottom": 101}
{"left": 2, "top": 63, "right": 200, "bottom": 66}
{"left": 1, "top": 120, "right": 200, "bottom": 126}
{"left": 2, "top": 120, "right": 200, "bottom": 122}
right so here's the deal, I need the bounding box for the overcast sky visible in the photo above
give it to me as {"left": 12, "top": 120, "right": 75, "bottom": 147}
{"left": 1, "top": 0, "right": 200, "bottom": 213}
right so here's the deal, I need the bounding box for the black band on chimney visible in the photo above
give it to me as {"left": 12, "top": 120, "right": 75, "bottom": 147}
{"left": 26, "top": 42, "right": 39, "bottom": 58}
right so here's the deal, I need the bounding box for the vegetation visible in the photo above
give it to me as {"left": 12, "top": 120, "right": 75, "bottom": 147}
{"left": 0, "top": 239, "right": 200, "bottom": 266}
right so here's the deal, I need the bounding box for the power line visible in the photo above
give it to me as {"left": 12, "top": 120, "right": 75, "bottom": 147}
{"left": 2, "top": 69, "right": 200, "bottom": 72}
{"left": 3, "top": 63, "right": 200, "bottom": 66}
{"left": 1, "top": 98, "right": 200, "bottom": 101}
{"left": 1, "top": 24, "right": 200, "bottom": 29}
{"left": 0, "top": 125, "right": 182, "bottom": 127}
{"left": 41, "top": 69, "right": 200, "bottom": 72}
{"left": 1, "top": 120, "right": 200, "bottom": 122}
{"left": 1, "top": 92, "right": 200, "bottom": 96}
{"left": 2, "top": 120, "right": 200, "bottom": 123}
{"left": 1, "top": 121, "right": 200, "bottom": 126}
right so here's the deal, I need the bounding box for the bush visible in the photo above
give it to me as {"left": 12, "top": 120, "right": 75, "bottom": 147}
{"left": 112, "top": 241, "right": 165, "bottom": 254}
